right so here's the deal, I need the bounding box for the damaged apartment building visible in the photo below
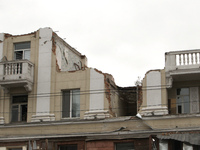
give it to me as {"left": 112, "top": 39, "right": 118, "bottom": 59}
{"left": 0, "top": 28, "right": 142, "bottom": 150}
{"left": 1, "top": 27, "right": 200, "bottom": 150}
{"left": 139, "top": 50, "right": 200, "bottom": 149}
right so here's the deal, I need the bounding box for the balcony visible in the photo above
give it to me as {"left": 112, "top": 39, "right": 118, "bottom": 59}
{"left": 165, "top": 50, "right": 200, "bottom": 87}
{"left": 0, "top": 60, "right": 34, "bottom": 92}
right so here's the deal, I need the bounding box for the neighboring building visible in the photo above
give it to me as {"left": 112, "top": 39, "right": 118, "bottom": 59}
{"left": 0, "top": 28, "right": 143, "bottom": 150}
{"left": 139, "top": 50, "right": 200, "bottom": 149}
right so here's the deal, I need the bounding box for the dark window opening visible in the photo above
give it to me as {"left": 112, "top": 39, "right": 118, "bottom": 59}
{"left": 14, "top": 42, "right": 30, "bottom": 60}
{"left": 115, "top": 142, "right": 135, "bottom": 150}
{"left": 59, "top": 145, "right": 77, "bottom": 150}
{"left": 11, "top": 95, "right": 28, "bottom": 122}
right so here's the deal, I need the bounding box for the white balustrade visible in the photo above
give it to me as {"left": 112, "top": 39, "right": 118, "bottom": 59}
{"left": 165, "top": 50, "right": 200, "bottom": 74}
{"left": 4, "top": 63, "right": 22, "bottom": 75}
{"left": 176, "top": 52, "right": 200, "bottom": 66}
{"left": 0, "top": 60, "right": 33, "bottom": 77}
{"left": 0, "top": 60, "right": 34, "bottom": 91}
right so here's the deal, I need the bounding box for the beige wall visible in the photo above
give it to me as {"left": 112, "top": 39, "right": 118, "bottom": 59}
{"left": 144, "top": 115, "right": 200, "bottom": 129}
{"left": 1, "top": 32, "right": 39, "bottom": 123}
{"left": 0, "top": 118, "right": 149, "bottom": 136}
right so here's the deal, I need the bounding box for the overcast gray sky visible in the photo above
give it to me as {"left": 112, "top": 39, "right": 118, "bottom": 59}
{"left": 1, "top": 0, "right": 200, "bottom": 87}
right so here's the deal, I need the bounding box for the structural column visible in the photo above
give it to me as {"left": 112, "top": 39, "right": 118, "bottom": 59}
{"left": 0, "top": 33, "right": 5, "bottom": 124}
{"left": 141, "top": 70, "right": 168, "bottom": 116}
{"left": 31, "top": 28, "right": 55, "bottom": 122}
{"left": 84, "top": 69, "right": 110, "bottom": 119}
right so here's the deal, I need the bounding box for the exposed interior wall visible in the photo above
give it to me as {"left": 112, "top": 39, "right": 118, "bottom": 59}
{"left": 103, "top": 74, "right": 117, "bottom": 117}
{"left": 117, "top": 86, "right": 138, "bottom": 116}
{"left": 54, "top": 35, "right": 83, "bottom": 72}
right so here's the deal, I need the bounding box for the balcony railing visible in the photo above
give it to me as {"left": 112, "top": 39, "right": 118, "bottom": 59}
{"left": 176, "top": 51, "right": 200, "bottom": 66}
{"left": 0, "top": 60, "right": 34, "bottom": 91}
{"left": 165, "top": 50, "right": 200, "bottom": 72}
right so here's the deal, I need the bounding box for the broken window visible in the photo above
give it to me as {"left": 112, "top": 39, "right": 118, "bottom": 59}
{"left": 115, "top": 142, "right": 135, "bottom": 150}
{"left": 62, "top": 89, "right": 80, "bottom": 118}
{"left": 14, "top": 42, "right": 30, "bottom": 60}
{"left": 11, "top": 95, "right": 28, "bottom": 122}
{"left": 59, "top": 145, "right": 77, "bottom": 150}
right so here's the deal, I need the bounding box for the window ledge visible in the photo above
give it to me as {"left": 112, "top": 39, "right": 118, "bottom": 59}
{"left": 61, "top": 117, "right": 80, "bottom": 121}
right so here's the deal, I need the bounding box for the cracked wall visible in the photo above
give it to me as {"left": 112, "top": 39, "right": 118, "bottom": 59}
{"left": 54, "top": 36, "right": 82, "bottom": 72}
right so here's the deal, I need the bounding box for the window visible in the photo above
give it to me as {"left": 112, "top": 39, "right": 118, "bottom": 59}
{"left": 59, "top": 145, "right": 77, "bottom": 150}
{"left": 11, "top": 95, "right": 28, "bottom": 122}
{"left": 115, "top": 142, "right": 135, "bottom": 150}
{"left": 9, "top": 148, "right": 22, "bottom": 150}
{"left": 177, "top": 88, "right": 190, "bottom": 114}
{"left": 14, "top": 42, "right": 30, "bottom": 60}
{"left": 169, "top": 87, "right": 199, "bottom": 114}
{"left": 62, "top": 89, "right": 80, "bottom": 118}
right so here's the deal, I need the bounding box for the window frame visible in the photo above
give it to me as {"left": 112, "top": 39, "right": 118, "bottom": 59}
{"left": 14, "top": 42, "right": 31, "bottom": 60}
{"left": 176, "top": 88, "right": 190, "bottom": 114}
{"left": 59, "top": 144, "right": 77, "bottom": 150}
{"left": 62, "top": 89, "right": 80, "bottom": 118}
{"left": 11, "top": 95, "right": 28, "bottom": 122}
{"left": 115, "top": 142, "right": 135, "bottom": 150}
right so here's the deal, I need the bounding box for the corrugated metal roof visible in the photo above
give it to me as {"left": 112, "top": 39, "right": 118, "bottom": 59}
{"left": 157, "top": 133, "right": 200, "bottom": 145}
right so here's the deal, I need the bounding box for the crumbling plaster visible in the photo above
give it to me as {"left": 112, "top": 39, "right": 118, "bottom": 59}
{"left": 53, "top": 35, "right": 83, "bottom": 72}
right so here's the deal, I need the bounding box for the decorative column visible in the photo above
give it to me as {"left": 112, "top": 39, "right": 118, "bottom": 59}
{"left": 0, "top": 33, "right": 5, "bottom": 124}
{"left": 31, "top": 28, "right": 55, "bottom": 122}
{"left": 141, "top": 70, "right": 168, "bottom": 116}
{"left": 84, "top": 69, "right": 110, "bottom": 119}
{"left": 190, "top": 87, "right": 199, "bottom": 113}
